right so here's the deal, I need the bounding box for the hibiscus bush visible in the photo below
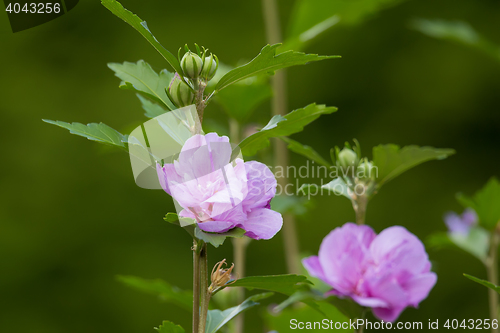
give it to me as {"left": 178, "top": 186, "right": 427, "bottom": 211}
{"left": 25, "top": 0, "right": 499, "bottom": 333}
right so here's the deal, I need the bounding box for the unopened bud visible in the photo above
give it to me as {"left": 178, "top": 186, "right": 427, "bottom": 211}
{"left": 338, "top": 148, "right": 358, "bottom": 169}
{"left": 168, "top": 73, "right": 194, "bottom": 107}
{"left": 181, "top": 51, "right": 203, "bottom": 79}
{"left": 357, "top": 159, "right": 375, "bottom": 180}
{"left": 201, "top": 54, "right": 218, "bottom": 81}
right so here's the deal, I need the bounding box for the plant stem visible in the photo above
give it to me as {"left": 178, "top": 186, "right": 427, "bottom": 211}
{"left": 262, "top": 0, "right": 301, "bottom": 275}
{"left": 198, "top": 242, "right": 209, "bottom": 333}
{"left": 486, "top": 226, "right": 500, "bottom": 333}
{"left": 356, "top": 309, "right": 367, "bottom": 333}
{"left": 229, "top": 118, "right": 249, "bottom": 333}
{"left": 353, "top": 193, "right": 368, "bottom": 225}
{"left": 192, "top": 241, "right": 200, "bottom": 333}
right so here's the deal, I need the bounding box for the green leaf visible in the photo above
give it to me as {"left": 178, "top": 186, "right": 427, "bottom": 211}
{"left": 456, "top": 178, "right": 500, "bottom": 229}
{"left": 117, "top": 276, "right": 192, "bottom": 312}
{"left": 101, "top": 0, "right": 182, "bottom": 73}
{"left": 229, "top": 274, "right": 312, "bottom": 296}
{"left": 43, "top": 120, "right": 127, "bottom": 149}
{"left": 280, "top": 137, "right": 331, "bottom": 167}
{"left": 163, "top": 213, "right": 247, "bottom": 247}
{"left": 215, "top": 82, "right": 272, "bottom": 123}
{"left": 137, "top": 95, "right": 168, "bottom": 118}
{"left": 265, "top": 301, "right": 352, "bottom": 332}
{"left": 464, "top": 274, "right": 500, "bottom": 294}
{"left": 427, "top": 227, "right": 490, "bottom": 263}
{"left": 205, "top": 293, "right": 273, "bottom": 333}
{"left": 372, "top": 144, "right": 455, "bottom": 187}
{"left": 155, "top": 321, "right": 185, "bottom": 333}
{"left": 237, "top": 103, "right": 337, "bottom": 156}
{"left": 297, "top": 178, "right": 351, "bottom": 201}
{"left": 411, "top": 19, "right": 500, "bottom": 62}
{"left": 214, "top": 44, "right": 339, "bottom": 92}
{"left": 270, "top": 195, "right": 313, "bottom": 216}
{"left": 287, "top": 0, "right": 405, "bottom": 46}
{"left": 108, "top": 60, "right": 176, "bottom": 110}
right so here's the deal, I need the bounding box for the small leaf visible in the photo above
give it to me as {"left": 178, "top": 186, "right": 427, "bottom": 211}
{"left": 229, "top": 274, "right": 312, "bottom": 296}
{"left": 108, "top": 60, "right": 175, "bottom": 110}
{"left": 117, "top": 276, "right": 193, "bottom": 312}
{"left": 270, "top": 195, "right": 313, "bottom": 216}
{"left": 215, "top": 81, "right": 272, "bottom": 123}
{"left": 194, "top": 227, "right": 247, "bottom": 248}
{"left": 464, "top": 274, "right": 500, "bottom": 294}
{"left": 214, "top": 44, "right": 339, "bottom": 92}
{"left": 280, "top": 137, "right": 331, "bottom": 167}
{"left": 101, "top": 0, "right": 182, "bottom": 73}
{"left": 456, "top": 178, "right": 500, "bottom": 229}
{"left": 205, "top": 293, "right": 274, "bottom": 333}
{"left": 411, "top": 19, "right": 500, "bottom": 62}
{"left": 427, "top": 227, "right": 490, "bottom": 263}
{"left": 237, "top": 103, "right": 337, "bottom": 156}
{"left": 155, "top": 321, "right": 185, "bottom": 333}
{"left": 43, "top": 120, "right": 127, "bottom": 149}
{"left": 297, "top": 178, "right": 351, "bottom": 201}
{"left": 372, "top": 144, "right": 455, "bottom": 187}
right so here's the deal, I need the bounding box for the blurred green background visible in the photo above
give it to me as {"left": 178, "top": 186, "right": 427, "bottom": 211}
{"left": 1, "top": 0, "right": 499, "bottom": 332}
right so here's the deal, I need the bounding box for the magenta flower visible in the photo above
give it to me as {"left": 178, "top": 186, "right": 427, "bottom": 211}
{"left": 444, "top": 208, "right": 478, "bottom": 235}
{"left": 303, "top": 223, "right": 437, "bottom": 322}
{"left": 156, "top": 133, "right": 282, "bottom": 240}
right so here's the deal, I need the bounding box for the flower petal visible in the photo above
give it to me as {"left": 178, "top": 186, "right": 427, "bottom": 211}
{"left": 241, "top": 208, "right": 283, "bottom": 240}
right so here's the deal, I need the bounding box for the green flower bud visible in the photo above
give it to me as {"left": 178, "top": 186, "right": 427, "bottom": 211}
{"left": 338, "top": 148, "right": 358, "bottom": 169}
{"left": 357, "top": 159, "right": 375, "bottom": 180}
{"left": 201, "top": 54, "right": 218, "bottom": 81}
{"left": 181, "top": 51, "right": 203, "bottom": 79}
{"left": 168, "top": 74, "right": 194, "bottom": 107}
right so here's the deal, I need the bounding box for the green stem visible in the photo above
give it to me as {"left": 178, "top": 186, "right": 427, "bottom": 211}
{"left": 356, "top": 309, "right": 367, "bottom": 333}
{"left": 262, "top": 0, "right": 301, "bottom": 275}
{"left": 198, "top": 243, "right": 209, "bottom": 333}
{"left": 229, "top": 118, "right": 249, "bottom": 333}
{"left": 192, "top": 241, "right": 201, "bottom": 333}
{"left": 353, "top": 193, "right": 368, "bottom": 225}
{"left": 486, "top": 227, "right": 499, "bottom": 333}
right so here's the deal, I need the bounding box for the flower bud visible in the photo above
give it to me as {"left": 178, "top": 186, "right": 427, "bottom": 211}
{"left": 181, "top": 51, "right": 203, "bottom": 79}
{"left": 357, "top": 159, "right": 375, "bottom": 180}
{"left": 338, "top": 148, "right": 358, "bottom": 169}
{"left": 168, "top": 73, "right": 194, "bottom": 107}
{"left": 201, "top": 54, "right": 218, "bottom": 81}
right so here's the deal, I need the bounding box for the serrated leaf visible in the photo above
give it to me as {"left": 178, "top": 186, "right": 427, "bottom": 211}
{"left": 117, "top": 276, "right": 192, "bottom": 312}
{"left": 155, "top": 321, "right": 185, "bottom": 333}
{"left": 237, "top": 103, "right": 337, "bottom": 156}
{"left": 372, "top": 144, "right": 455, "bottom": 187}
{"left": 101, "top": 0, "right": 182, "bottom": 74}
{"left": 229, "top": 274, "right": 312, "bottom": 296}
{"left": 427, "top": 227, "right": 490, "bottom": 263}
{"left": 108, "top": 60, "right": 175, "bottom": 110}
{"left": 411, "top": 19, "right": 500, "bottom": 62}
{"left": 137, "top": 95, "right": 168, "bottom": 118}
{"left": 214, "top": 44, "right": 339, "bottom": 92}
{"left": 297, "top": 178, "right": 351, "bottom": 201}
{"left": 464, "top": 274, "right": 500, "bottom": 294}
{"left": 43, "top": 120, "right": 127, "bottom": 149}
{"left": 215, "top": 82, "right": 272, "bottom": 123}
{"left": 205, "top": 293, "right": 273, "bottom": 333}
{"left": 456, "top": 178, "right": 500, "bottom": 229}
{"left": 281, "top": 137, "right": 331, "bottom": 167}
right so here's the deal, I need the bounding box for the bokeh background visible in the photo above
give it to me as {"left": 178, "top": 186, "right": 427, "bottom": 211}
{"left": 1, "top": 0, "right": 500, "bottom": 332}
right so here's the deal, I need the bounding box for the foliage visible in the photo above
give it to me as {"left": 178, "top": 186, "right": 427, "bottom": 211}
{"left": 457, "top": 178, "right": 500, "bottom": 230}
